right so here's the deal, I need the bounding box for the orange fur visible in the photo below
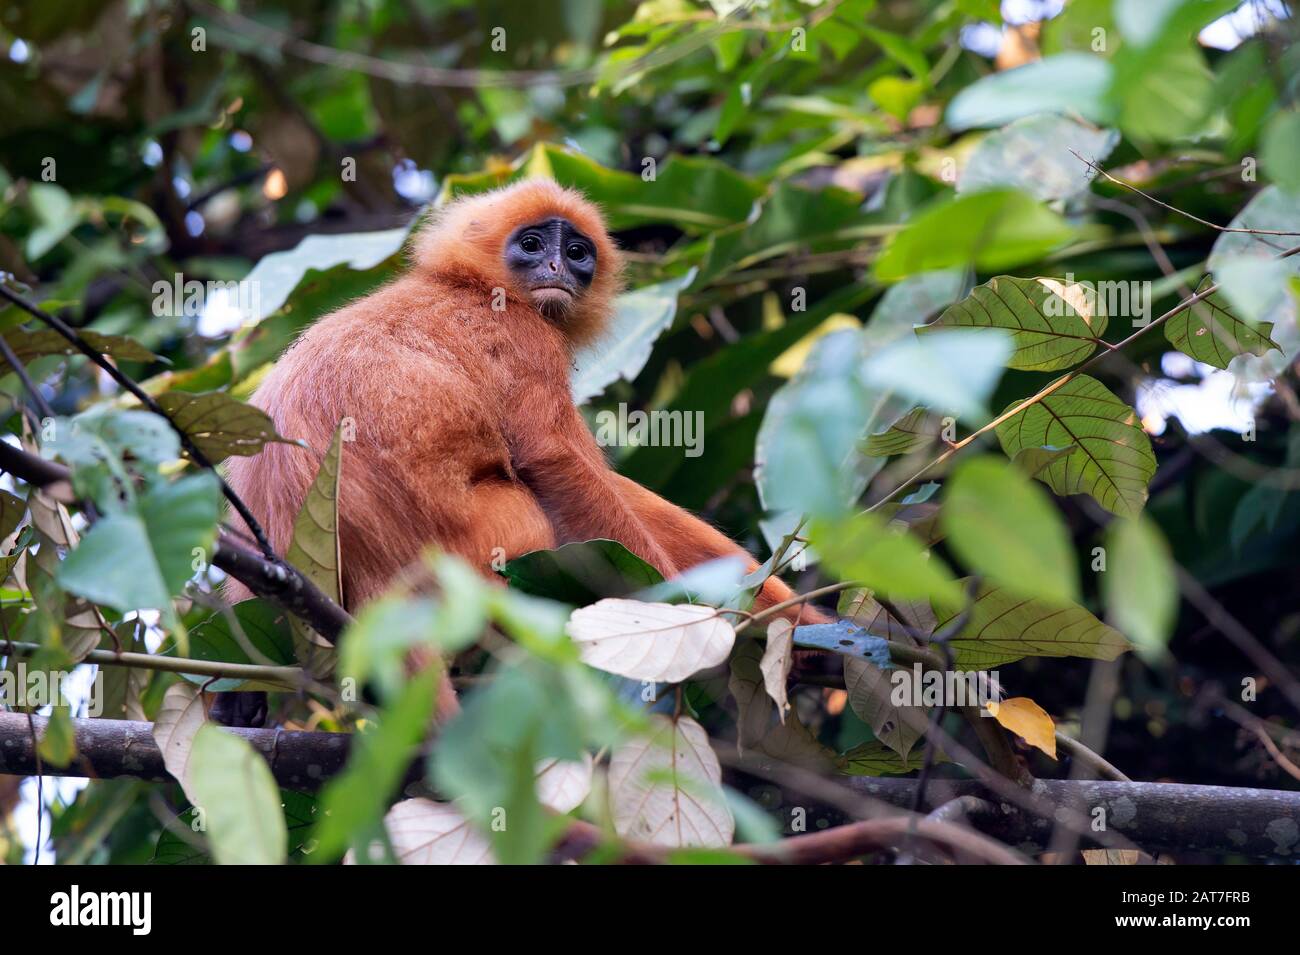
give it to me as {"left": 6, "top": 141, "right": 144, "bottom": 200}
{"left": 224, "top": 178, "right": 828, "bottom": 715}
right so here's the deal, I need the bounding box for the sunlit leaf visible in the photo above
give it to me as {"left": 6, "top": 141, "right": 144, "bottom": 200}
{"left": 929, "top": 275, "right": 1108, "bottom": 372}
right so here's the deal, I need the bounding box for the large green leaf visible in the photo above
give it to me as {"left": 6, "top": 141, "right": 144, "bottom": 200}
{"left": 928, "top": 275, "right": 1108, "bottom": 371}
{"left": 184, "top": 599, "right": 297, "bottom": 692}
{"left": 945, "top": 53, "right": 1115, "bottom": 130}
{"left": 935, "top": 580, "right": 1132, "bottom": 668}
{"left": 571, "top": 271, "right": 695, "bottom": 405}
{"left": 187, "top": 724, "right": 288, "bottom": 865}
{"left": 755, "top": 329, "right": 904, "bottom": 518}
{"left": 1113, "top": 45, "right": 1213, "bottom": 143}
{"left": 56, "top": 473, "right": 220, "bottom": 613}
{"left": 811, "top": 511, "right": 962, "bottom": 605}
{"left": 311, "top": 671, "right": 439, "bottom": 863}
{"left": 241, "top": 226, "right": 413, "bottom": 322}
{"left": 690, "top": 181, "right": 875, "bottom": 290}
{"left": 860, "top": 328, "right": 1013, "bottom": 424}
{"left": 995, "top": 375, "right": 1155, "bottom": 518}
{"left": 941, "top": 456, "right": 1079, "bottom": 604}
{"left": 874, "top": 189, "right": 1076, "bottom": 281}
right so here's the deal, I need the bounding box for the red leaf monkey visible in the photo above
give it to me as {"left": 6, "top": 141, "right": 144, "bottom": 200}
{"left": 222, "top": 178, "right": 830, "bottom": 720}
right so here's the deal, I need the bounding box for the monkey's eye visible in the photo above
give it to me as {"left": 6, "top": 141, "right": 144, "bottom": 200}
{"left": 519, "top": 234, "right": 544, "bottom": 254}
{"left": 566, "top": 243, "right": 588, "bottom": 261}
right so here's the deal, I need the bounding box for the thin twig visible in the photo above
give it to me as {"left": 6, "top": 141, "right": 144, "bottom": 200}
{"left": 1072, "top": 149, "right": 1300, "bottom": 236}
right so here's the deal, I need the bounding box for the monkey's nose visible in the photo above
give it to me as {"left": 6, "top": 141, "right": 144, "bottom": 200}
{"left": 548, "top": 260, "right": 559, "bottom": 273}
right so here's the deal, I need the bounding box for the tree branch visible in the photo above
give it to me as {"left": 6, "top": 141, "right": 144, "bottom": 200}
{"left": 3, "top": 712, "right": 1296, "bottom": 861}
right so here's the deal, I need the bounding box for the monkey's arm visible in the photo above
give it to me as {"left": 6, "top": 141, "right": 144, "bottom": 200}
{"left": 508, "top": 399, "right": 679, "bottom": 578}
{"left": 611, "top": 474, "right": 832, "bottom": 625}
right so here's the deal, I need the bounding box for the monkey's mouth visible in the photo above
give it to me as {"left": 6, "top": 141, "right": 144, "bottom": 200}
{"left": 530, "top": 286, "right": 574, "bottom": 313}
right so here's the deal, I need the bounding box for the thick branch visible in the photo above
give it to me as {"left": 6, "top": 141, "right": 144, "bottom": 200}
{"left": 850, "top": 776, "right": 1300, "bottom": 861}
{"left": 2, "top": 713, "right": 1297, "bottom": 860}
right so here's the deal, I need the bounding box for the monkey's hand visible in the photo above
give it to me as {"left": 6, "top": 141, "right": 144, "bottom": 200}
{"left": 208, "top": 690, "right": 268, "bottom": 728}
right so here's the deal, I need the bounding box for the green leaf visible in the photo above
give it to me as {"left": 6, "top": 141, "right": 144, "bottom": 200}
{"left": 1164, "top": 283, "right": 1280, "bottom": 370}
{"left": 185, "top": 600, "right": 296, "bottom": 691}
{"left": 929, "top": 275, "right": 1109, "bottom": 372}
{"left": 187, "top": 724, "right": 288, "bottom": 865}
{"left": 433, "top": 660, "right": 585, "bottom": 864}
{"left": 1113, "top": 45, "right": 1212, "bottom": 143}
{"left": 874, "top": 189, "right": 1076, "bottom": 281}
{"left": 0, "top": 490, "right": 27, "bottom": 542}
{"left": 56, "top": 473, "right": 220, "bottom": 612}
{"left": 811, "top": 512, "right": 962, "bottom": 604}
{"left": 571, "top": 270, "right": 696, "bottom": 404}
{"left": 995, "top": 375, "right": 1156, "bottom": 518}
{"left": 241, "top": 226, "right": 414, "bottom": 322}
{"left": 942, "top": 456, "right": 1079, "bottom": 604}
{"left": 690, "top": 181, "right": 872, "bottom": 290}
{"left": 755, "top": 329, "right": 907, "bottom": 518}
{"left": 863, "top": 407, "right": 941, "bottom": 457}
{"left": 503, "top": 539, "right": 663, "bottom": 605}
{"left": 0, "top": 328, "right": 155, "bottom": 370}
{"left": 959, "top": 115, "right": 1119, "bottom": 201}
{"left": 1205, "top": 187, "right": 1300, "bottom": 376}
{"left": 286, "top": 424, "right": 343, "bottom": 674}
{"left": 311, "top": 670, "right": 439, "bottom": 862}
{"left": 152, "top": 790, "right": 318, "bottom": 865}
{"left": 945, "top": 53, "right": 1115, "bottom": 130}
{"left": 156, "top": 390, "right": 299, "bottom": 461}
{"left": 286, "top": 426, "right": 342, "bottom": 604}
{"left": 1261, "top": 108, "right": 1300, "bottom": 194}
{"left": 935, "top": 580, "right": 1131, "bottom": 668}
{"left": 25, "top": 183, "right": 80, "bottom": 260}
{"left": 1102, "top": 516, "right": 1177, "bottom": 662}
{"left": 861, "top": 328, "right": 1014, "bottom": 424}
{"left": 838, "top": 739, "right": 934, "bottom": 776}
{"left": 37, "top": 706, "right": 76, "bottom": 767}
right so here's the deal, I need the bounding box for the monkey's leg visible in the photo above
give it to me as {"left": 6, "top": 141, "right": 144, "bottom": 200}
{"left": 610, "top": 474, "right": 832, "bottom": 625}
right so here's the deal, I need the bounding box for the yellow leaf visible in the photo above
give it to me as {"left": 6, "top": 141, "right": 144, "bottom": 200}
{"left": 769, "top": 314, "right": 862, "bottom": 378}
{"left": 986, "top": 696, "right": 1057, "bottom": 759}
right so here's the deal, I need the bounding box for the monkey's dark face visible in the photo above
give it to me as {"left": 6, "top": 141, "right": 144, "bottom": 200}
{"left": 504, "top": 217, "right": 597, "bottom": 316}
